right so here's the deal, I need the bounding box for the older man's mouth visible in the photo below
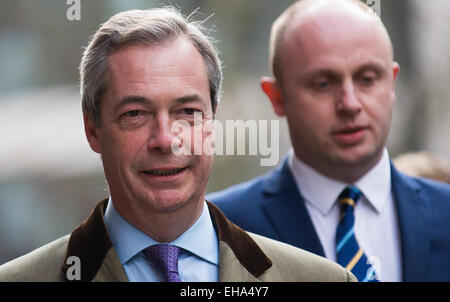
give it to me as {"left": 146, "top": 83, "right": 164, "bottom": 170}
{"left": 142, "top": 167, "right": 187, "bottom": 177}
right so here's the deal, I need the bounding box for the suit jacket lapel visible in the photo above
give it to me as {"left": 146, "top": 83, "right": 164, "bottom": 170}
{"left": 261, "top": 158, "right": 325, "bottom": 257}
{"left": 391, "top": 162, "right": 431, "bottom": 281}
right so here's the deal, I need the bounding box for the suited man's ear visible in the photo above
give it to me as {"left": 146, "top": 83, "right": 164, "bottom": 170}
{"left": 260, "top": 77, "right": 286, "bottom": 117}
{"left": 84, "top": 114, "right": 102, "bottom": 154}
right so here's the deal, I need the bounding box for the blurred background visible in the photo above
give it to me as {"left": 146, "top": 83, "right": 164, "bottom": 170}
{"left": 0, "top": 0, "right": 449, "bottom": 264}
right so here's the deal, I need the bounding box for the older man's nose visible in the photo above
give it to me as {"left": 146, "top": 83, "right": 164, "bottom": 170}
{"left": 147, "top": 116, "right": 177, "bottom": 153}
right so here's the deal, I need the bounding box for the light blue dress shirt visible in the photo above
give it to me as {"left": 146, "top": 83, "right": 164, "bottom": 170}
{"left": 104, "top": 198, "right": 219, "bottom": 282}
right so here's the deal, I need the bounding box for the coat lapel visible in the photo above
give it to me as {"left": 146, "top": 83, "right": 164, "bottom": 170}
{"left": 391, "top": 162, "right": 432, "bottom": 281}
{"left": 261, "top": 158, "right": 325, "bottom": 257}
{"left": 217, "top": 241, "right": 261, "bottom": 282}
{"left": 91, "top": 248, "right": 128, "bottom": 282}
{"left": 61, "top": 199, "right": 128, "bottom": 282}
{"left": 207, "top": 202, "right": 272, "bottom": 281}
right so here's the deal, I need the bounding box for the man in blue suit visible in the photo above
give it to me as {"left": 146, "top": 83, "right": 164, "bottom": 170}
{"left": 208, "top": 0, "right": 450, "bottom": 282}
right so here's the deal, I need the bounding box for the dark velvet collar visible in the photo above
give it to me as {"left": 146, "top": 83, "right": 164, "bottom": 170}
{"left": 61, "top": 199, "right": 272, "bottom": 281}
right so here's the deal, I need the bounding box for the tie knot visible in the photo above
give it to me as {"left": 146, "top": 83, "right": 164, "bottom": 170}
{"left": 143, "top": 244, "right": 183, "bottom": 282}
{"left": 338, "top": 186, "right": 362, "bottom": 209}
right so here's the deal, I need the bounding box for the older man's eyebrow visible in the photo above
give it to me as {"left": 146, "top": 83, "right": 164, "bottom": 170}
{"left": 173, "top": 94, "right": 207, "bottom": 109}
{"left": 113, "top": 94, "right": 208, "bottom": 112}
{"left": 114, "top": 95, "right": 152, "bottom": 112}
{"left": 169, "top": 94, "right": 210, "bottom": 113}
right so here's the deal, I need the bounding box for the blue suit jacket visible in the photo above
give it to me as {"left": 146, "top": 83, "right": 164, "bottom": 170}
{"left": 207, "top": 157, "right": 450, "bottom": 281}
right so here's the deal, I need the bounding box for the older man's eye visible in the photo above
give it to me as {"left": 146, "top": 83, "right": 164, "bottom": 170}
{"left": 183, "top": 108, "right": 202, "bottom": 116}
{"left": 123, "top": 110, "right": 143, "bottom": 118}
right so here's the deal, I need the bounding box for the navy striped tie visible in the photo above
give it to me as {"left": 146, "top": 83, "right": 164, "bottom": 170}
{"left": 336, "top": 186, "right": 378, "bottom": 282}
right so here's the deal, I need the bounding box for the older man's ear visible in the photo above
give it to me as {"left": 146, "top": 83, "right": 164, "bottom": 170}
{"left": 83, "top": 114, "right": 102, "bottom": 154}
{"left": 260, "top": 76, "right": 286, "bottom": 117}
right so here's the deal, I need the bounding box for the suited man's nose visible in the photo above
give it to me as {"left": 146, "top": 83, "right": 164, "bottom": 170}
{"left": 336, "top": 83, "right": 362, "bottom": 114}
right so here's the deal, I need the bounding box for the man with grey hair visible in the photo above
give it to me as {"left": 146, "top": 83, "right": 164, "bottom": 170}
{"left": 209, "top": 0, "right": 450, "bottom": 282}
{"left": 0, "top": 7, "right": 356, "bottom": 282}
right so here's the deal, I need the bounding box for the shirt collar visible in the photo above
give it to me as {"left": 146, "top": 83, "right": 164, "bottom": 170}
{"left": 104, "top": 198, "right": 219, "bottom": 266}
{"left": 288, "top": 148, "right": 391, "bottom": 216}
{"left": 354, "top": 149, "right": 392, "bottom": 214}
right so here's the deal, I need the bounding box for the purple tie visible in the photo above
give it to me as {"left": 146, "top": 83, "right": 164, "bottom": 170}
{"left": 143, "top": 244, "right": 183, "bottom": 282}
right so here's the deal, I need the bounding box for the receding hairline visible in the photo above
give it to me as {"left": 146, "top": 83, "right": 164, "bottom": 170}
{"left": 270, "top": 0, "right": 393, "bottom": 81}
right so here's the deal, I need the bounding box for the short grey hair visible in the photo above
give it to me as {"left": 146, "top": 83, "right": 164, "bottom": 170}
{"left": 80, "top": 7, "right": 222, "bottom": 126}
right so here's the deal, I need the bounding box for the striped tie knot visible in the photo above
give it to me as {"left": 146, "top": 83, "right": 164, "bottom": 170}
{"left": 338, "top": 186, "right": 362, "bottom": 208}
{"left": 144, "top": 244, "right": 183, "bottom": 282}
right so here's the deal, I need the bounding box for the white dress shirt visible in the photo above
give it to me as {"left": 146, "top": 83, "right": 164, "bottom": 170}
{"left": 104, "top": 198, "right": 219, "bottom": 282}
{"left": 288, "top": 149, "right": 402, "bottom": 281}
